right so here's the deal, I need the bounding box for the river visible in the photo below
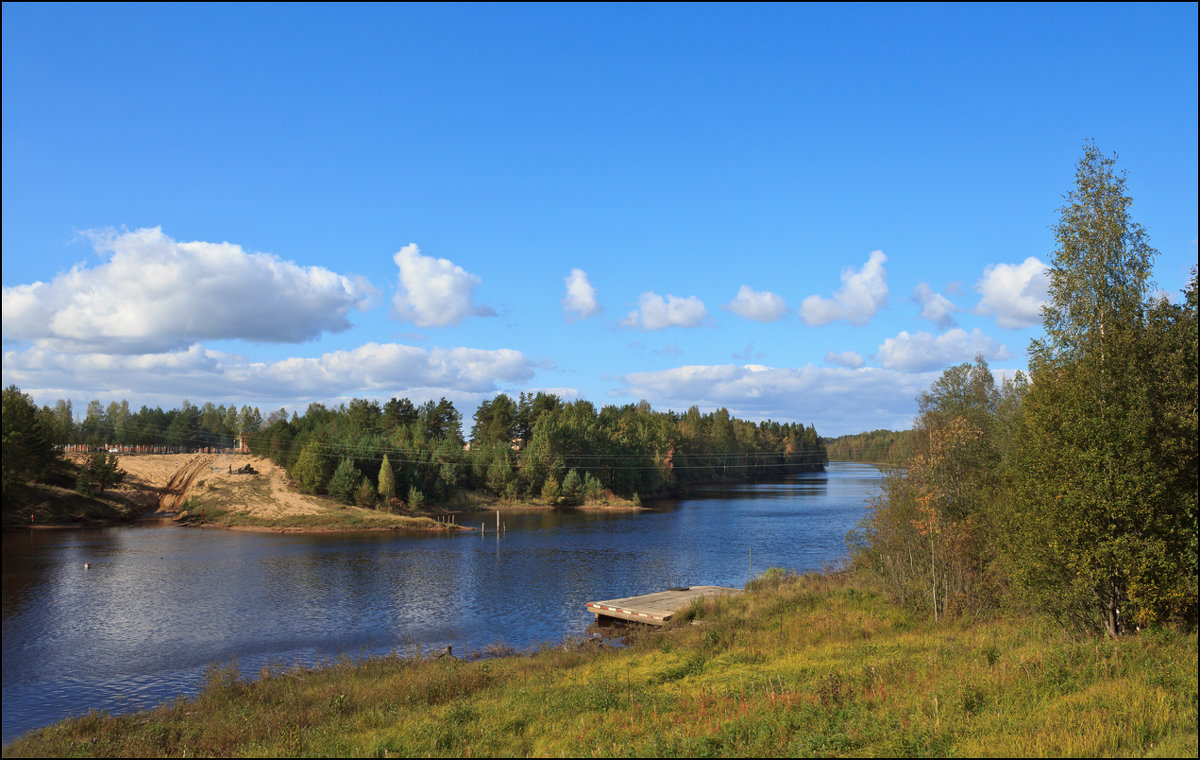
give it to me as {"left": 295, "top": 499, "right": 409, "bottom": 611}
{"left": 1, "top": 461, "right": 883, "bottom": 744}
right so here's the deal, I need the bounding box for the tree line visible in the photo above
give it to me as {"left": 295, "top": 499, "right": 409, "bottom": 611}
{"left": 823, "top": 429, "right": 916, "bottom": 466}
{"left": 3, "top": 389, "right": 826, "bottom": 513}
{"left": 34, "top": 398, "right": 265, "bottom": 452}
{"left": 249, "top": 393, "right": 827, "bottom": 508}
{"left": 852, "top": 143, "right": 1197, "bottom": 636}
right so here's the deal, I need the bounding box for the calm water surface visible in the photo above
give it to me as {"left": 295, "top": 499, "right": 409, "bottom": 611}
{"left": 2, "top": 462, "right": 882, "bottom": 744}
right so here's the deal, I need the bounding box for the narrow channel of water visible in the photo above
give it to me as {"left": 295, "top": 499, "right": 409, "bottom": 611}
{"left": 1, "top": 462, "right": 883, "bottom": 744}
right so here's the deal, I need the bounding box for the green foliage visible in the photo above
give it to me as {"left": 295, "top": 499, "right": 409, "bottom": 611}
{"left": 377, "top": 454, "right": 396, "bottom": 500}
{"left": 853, "top": 358, "right": 1017, "bottom": 619}
{"left": 852, "top": 145, "right": 1197, "bottom": 638}
{"left": 75, "top": 451, "right": 125, "bottom": 497}
{"left": 102, "top": 390, "right": 827, "bottom": 511}
{"left": 540, "top": 473, "right": 560, "bottom": 504}
{"left": 328, "top": 457, "right": 360, "bottom": 505}
{"left": 292, "top": 442, "right": 328, "bottom": 495}
{"left": 406, "top": 485, "right": 425, "bottom": 510}
{"left": 824, "top": 428, "right": 915, "bottom": 465}
{"left": 471, "top": 393, "right": 517, "bottom": 446}
{"left": 484, "top": 446, "right": 515, "bottom": 497}
{"left": 3, "top": 385, "right": 61, "bottom": 504}
{"left": 582, "top": 471, "right": 604, "bottom": 503}
{"left": 1010, "top": 144, "right": 1197, "bottom": 635}
{"left": 559, "top": 468, "right": 583, "bottom": 506}
{"left": 353, "top": 477, "right": 376, "bottom": 509}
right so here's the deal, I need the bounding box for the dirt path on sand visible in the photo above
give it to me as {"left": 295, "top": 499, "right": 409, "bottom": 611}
{"left": 104, "top": 454, "right": 328, "bottom": 518}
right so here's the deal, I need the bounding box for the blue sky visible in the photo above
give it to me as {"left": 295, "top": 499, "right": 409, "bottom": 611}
{"left": 3, "top": 3, "right": 1196, "bottom": 436}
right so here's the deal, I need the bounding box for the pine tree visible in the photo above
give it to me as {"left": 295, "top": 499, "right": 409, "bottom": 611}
{"left": 292, "top": 442, "right": 328, "bottom": 495}
{"left": 328, "top": 457, "right": 359, "bottom": 505}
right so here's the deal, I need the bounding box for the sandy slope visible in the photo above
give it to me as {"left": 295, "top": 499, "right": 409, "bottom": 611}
{"left": 99, "top": 453, "right": 328, "bottom": 518}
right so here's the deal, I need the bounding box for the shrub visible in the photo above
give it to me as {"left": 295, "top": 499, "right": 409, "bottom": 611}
{"left": 354, "top": 477, "right": 376, "bottom": 508}
{"left": 407, "top": 485, "right": 425, "bottom": 510}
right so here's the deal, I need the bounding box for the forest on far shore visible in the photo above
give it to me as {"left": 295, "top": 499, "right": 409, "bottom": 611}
{"left": 3, "top": 383, "right": 826, "bottom": 513}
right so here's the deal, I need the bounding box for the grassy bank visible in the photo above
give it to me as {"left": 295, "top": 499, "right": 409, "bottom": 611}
{"left": 4, "top": 571, "right": 1196, "bottom": 757}
{"left": 177, "top": 499, "right": 462, "bottom": 533}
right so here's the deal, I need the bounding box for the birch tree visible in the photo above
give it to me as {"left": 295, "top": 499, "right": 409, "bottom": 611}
{"left": 1010, "top": 143, "right": 1196, "bottom": 634}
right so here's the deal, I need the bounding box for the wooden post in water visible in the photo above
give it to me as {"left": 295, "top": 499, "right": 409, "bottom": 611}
{"left": 496, "top": 510, "right": 500, "bottom": 532}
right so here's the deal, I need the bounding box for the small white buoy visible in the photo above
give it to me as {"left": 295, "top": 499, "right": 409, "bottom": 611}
{"left": 84, "top": 563, "right": 91, "bottom": 569}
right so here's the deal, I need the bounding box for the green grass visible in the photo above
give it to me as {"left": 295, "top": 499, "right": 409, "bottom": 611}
{"left": 4, "top": 572, "right": 1196, "bottom": 757}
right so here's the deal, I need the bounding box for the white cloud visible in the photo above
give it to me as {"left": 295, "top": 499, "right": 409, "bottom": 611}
{"left": 798, "top": 250, "right": 888, "bottom": 326}
{"left": 912, "top": 283, "right": 959, "bottom": 329}
{"left": 614, "top": 363, "right": 942, "bottom": 436}
{"left": 1, "top": 227, "right": 375, "bottom": 354}
{"left": 619, "top": 292, "right": 708, "bottom": 330}
{"left": 1, "top": 341, "right": 535, "bottom": 405}
{"left": 974, "top": 257, "right": 1049, "bottom": 329}
{"left": 724, "top": 285, "right": 787, "bottom": 322}
{"left": 824, "top": 350, "right": 866, "bottom": 369}
{"left": 562, "top": 268, "right": 602, "bottom": 321}
{"left": 876, "top": 328, "right": 1011, "bottom": 372}
{"left": 391, "top": 243, "right": 495, "bottom": 327}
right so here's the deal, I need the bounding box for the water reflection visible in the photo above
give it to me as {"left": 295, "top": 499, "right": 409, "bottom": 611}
{"left": 2, "top": 462, "right": 881, "bottom": 744}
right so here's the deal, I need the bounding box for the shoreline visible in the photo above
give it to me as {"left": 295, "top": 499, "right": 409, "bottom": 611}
{"left": 6, "top": 571, "right": 1193, "bottom": 757}
{"left": 7, "top": 453, "right": 652, "bottom": 534}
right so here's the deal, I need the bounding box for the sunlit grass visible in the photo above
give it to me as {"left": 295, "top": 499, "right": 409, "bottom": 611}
{"left": 5, "top": 571, "right": 1196, "bottom": 757}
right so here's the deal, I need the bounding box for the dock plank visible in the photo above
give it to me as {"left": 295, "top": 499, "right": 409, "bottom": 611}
{"left": 586, "top": 585, "right": 741, "bottom": 626}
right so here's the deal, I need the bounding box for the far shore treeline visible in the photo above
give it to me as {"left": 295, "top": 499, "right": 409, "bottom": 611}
{"left": 823, "top": 428, "right": 915, "bottom": 466}
{"left": 2, "top": 385, "right": 826, "bottom": 511}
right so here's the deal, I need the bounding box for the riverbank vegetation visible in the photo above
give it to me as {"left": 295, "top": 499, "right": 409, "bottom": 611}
{"left": 4, "top": 386, "right": 826, "bottom": 524}
{"left": 248, "top": 394, "right": 826, "bottom": 512}
{"left": 853, "top": 143, "right": 1197, "bottom": 635}
{"left": 2, "top": 144, "right": 1195, "bottom": 755}
{"left": 5, "top": 570, "right": 1195, "bottom": 758}
{"left": 823, "top": 428, "right": 915, "bottom": 466}
{"left": 2, "top": 389, "right": 140, "bottom": 527}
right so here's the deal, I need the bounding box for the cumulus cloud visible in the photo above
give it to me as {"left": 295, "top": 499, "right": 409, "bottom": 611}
{"left": 562, "top": 268, "right": 602, "bottom": 321}
{"left": 912, "top": 283, "right": 959, "bottom": 329}
{"left": 824, "top": 350, "right": 866, "bottom": 369}
{"left": 1, "top": 341, "right": 535, "bottom": 404}
{"left": 798, "top": 250, "right": 888, "bottom": 326}
{"left": 614, "top": 363, "right": 942, "bottom": 435}
{"left": 876, "top": 328, "right": 1011, "bottom": 372}
{"left": 1, "top": 227, "right": 375, "bottom": 354}
{"left": 619, "top": 292, "right": 708, "bottom": 330}
{"left": 974, "top": 257, "right": 1049, "bottom": 329}
{"left": 724, "top": 285, "right": 787, "bottom": 322}
{"left": 391, "top": 243, "right": 495, "bottom": 327}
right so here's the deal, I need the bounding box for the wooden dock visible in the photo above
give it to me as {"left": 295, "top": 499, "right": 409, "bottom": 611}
{"left": 586, "top": 586, "right": 741, "bottom": 626}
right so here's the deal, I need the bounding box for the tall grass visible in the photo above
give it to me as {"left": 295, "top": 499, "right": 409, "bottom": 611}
{"left": 5, "top": 571, "right": 1196, "bottom": 757}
